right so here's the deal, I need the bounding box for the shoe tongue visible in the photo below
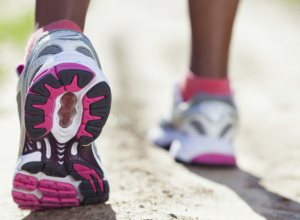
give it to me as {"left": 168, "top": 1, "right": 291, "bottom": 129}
{"left": 16, "top": 62, "right": 25, "bottom": 76}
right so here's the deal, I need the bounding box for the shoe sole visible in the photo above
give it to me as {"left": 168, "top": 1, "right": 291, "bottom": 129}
{"left": 24, "top": 63, "right": 111, "bottom": 145}
{"left": 13, "top": 60, "right": 111, "bottom": 210}
{"left": 13, "top": 161, "right": 109, "bottom": 210}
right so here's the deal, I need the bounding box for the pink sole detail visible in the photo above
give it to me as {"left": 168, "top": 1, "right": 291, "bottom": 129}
{"left": 64, "top": 75, "right": 82, "bottom": 92}
{"left": 76, "top": 125, "right": 93, "bottom": 138}
{"left": 192, "top": 154, "right": 236, "bottom": 165}
{"left": 44, "top": 84, "right": 65, "bottom": 99}
{"left": 33, "top": 116, "right": 52, "bottom": 130}
{"left": 82, "top": 94, "right": 104, "bottom": 109}
{"left": 31, "top": 67, "right": 59, "bottom": 84}
{"left": 55, "top": 63, "right": 94, "bottom": 74}
{"left": 13, "top": 174, "right": 79, "bottom": 210}
{"left": 81, "top": 109, "right": 101, "bottom": 125}
{"left": 76, "top": 94, "right": 105, "bottom": 139}
{"left": 32, "top": 98, "right": 54, "bottom": 115}
{"left": 25, "top": 63, "right": 100, "bottom": 140}
{"left": 13, "top": 174, "right": 38, "bottom": 191}
{"left": 73, "top": 163, "right": 104, "bottom": 193}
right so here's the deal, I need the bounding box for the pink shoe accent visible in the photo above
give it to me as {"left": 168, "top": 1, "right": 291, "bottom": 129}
{"left": 13, "top": 174, "right": 79, "bottom": 210}
{"left": 192, "top": 154, "right": 236, "bottom": 166}
{"left": 56, "top": 63, "right": 94, "bottom": 74}
{"left": 44, "top": 84, "right": 65, "bottom": 98}
{"left": 39, "top": 187, "right": 58, "bottom": 197}
{"left": 58, "top": 190, "right": 77, "bottom": 198}
{"left": 82, "top": 94, "right": 105, "bottom": 109}
{"left": 33, "top": 116, "right": 52, "bottom": 131}
{"left": 73, "top": 163, "right": 104, "bottom": 193}
{"left": 32, "top": 98, "right": 54, "bottom": 115}
{"left": 81, "top": 109, "right": 101, "bottom": 124}
{"left": 39, "top": 180, "right": 74, "bottom": 190}
{"left": 17, "top": 62, "right": 25, "bottom": 76}
{"left": 179, "top": 70, "right": 232, "bottom": 101}
{"left": 12, "top": 191, "right": 40, "bottom": 206}
{"left": 76, "top": 125, "right": 93, "bottom": 138}
{"left": 76, "top": 94, "right": 104, "bottom": 140}
{"left": 24, "top": 19, "right": 82, "bottom": 62}
{"left": 73, "top": 163, "right": 89, "bottom": 171}
{"left": 32, "top": 67, "right": 59, "bottom": 84}
{"left": 64, "top": 75, "right": 82, "bottom": 92}
{"left": 13, "top": 174, "right": 38, "bottom": 191}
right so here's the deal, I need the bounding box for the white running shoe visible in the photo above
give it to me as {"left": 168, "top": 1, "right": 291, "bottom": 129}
{"left": 149, "top": 84, "right": 237, "bottom": 166}
{"left": 13, "top": 29, "right": 111, "bottom": 210}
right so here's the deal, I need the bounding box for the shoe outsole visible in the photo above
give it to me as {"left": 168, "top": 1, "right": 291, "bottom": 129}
{"left": 13, "top": 161, "right": 109, "bottom": 210}
{"left": 16, "top": 62, "right": 111, "bottom": 210}
{"left": 24, "top": 63, "right": 111, "bottom": 145}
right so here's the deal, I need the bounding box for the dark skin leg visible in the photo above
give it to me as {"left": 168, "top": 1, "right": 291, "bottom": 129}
{"left": 35, "top": 0, "right": 238, "bottom": 77}
{"left": 35, "top": 0, "right": 90, "bottom": 31}
{"left": 189, "top": 0, "right": 239, "bottom": 78}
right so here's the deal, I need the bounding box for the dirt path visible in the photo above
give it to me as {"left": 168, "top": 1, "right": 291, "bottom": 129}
{"left": 1, "top": 0, "right": 300, "bottom": 219}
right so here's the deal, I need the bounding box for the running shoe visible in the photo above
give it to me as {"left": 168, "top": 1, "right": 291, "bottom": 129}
{"left": 149, "top": 83, "right": 237, "bottom": 166}
{"left": 13, "top": 29, "right": 111, "bottom": 209}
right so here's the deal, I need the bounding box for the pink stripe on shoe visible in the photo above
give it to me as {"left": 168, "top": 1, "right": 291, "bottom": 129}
{"left": 192, "top": 154, "right": 236, "bottom": 166}
{"left": 82, "top": 94, "right": 105, "bottom": 109}
{"left": 73, "top": 163, "right": 104, "bottom": 193}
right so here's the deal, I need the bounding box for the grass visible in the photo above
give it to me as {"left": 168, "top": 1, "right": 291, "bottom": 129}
{"left": 0, "top": 10, "right": 34, "bottom": 82}
{"left": 0, "top": 10, "right": 34, "bottom": 46}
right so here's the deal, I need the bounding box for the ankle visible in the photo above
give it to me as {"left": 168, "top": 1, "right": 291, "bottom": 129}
{"left": 179, "top": 69, "right": 232, "bottom": 101}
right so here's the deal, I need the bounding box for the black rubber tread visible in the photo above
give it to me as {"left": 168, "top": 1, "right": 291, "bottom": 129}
{"left": 83, "top": 195, "right": 109, "bottom": 205}
{"left": 78, "top": 82, "right": 111, "bottom": 145}
{"left": 66, "top": 161, "right": 104, "bottom": 179}
{"left": 58, "top": 69, "right": 94, "bottom": 88}
{"left": 80, "top": 179, "right": 102, "bottom": 197}
{"left": 78, "top": 136, "right": 95, "bottom": 145}
{"left": 43, "top": 163, "right": 68, "bottom": 177}
{"left": 25, "top": 94, "right": 47, "bottom": 115}
{"left": 86, "top": 82, "right": 111, "bottom": 99}
{"left": 21, "top": 162, "right": 68, "bottom": 177}
{"left": 21, "top": 162, "right": 44, "bottom": 174}
{"left": 85, "top": 125, "right": 102, "bottom": 137}
{"left": 87, "top": 119, "right": 105, "bottom": 128}
{"left": 25, "top": 116, "right": 47, "bottom": 139}
{"left": 78, "top": 125, "right": 102, "bottom": 145}
{"left": 79, "top": 180, "right": 109, "bottom": 201}
{"left": 90, "top": 98, "right": 110, "bottom": 109}
{"left": 90, "top": 107, "right": 110, "bottom": 119}
{"left": 67, "top": 161, "right": 108, "bottom": 202}
{"left": 31, "top": 74, "right": 62, "bottom": 97}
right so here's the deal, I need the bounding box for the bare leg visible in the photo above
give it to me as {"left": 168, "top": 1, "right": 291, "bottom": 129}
{"left": 189, "top": 0, "right": 239, "bottom": 78}
{"left": 35, "top": 0, "right": 90, "bottom": 31}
